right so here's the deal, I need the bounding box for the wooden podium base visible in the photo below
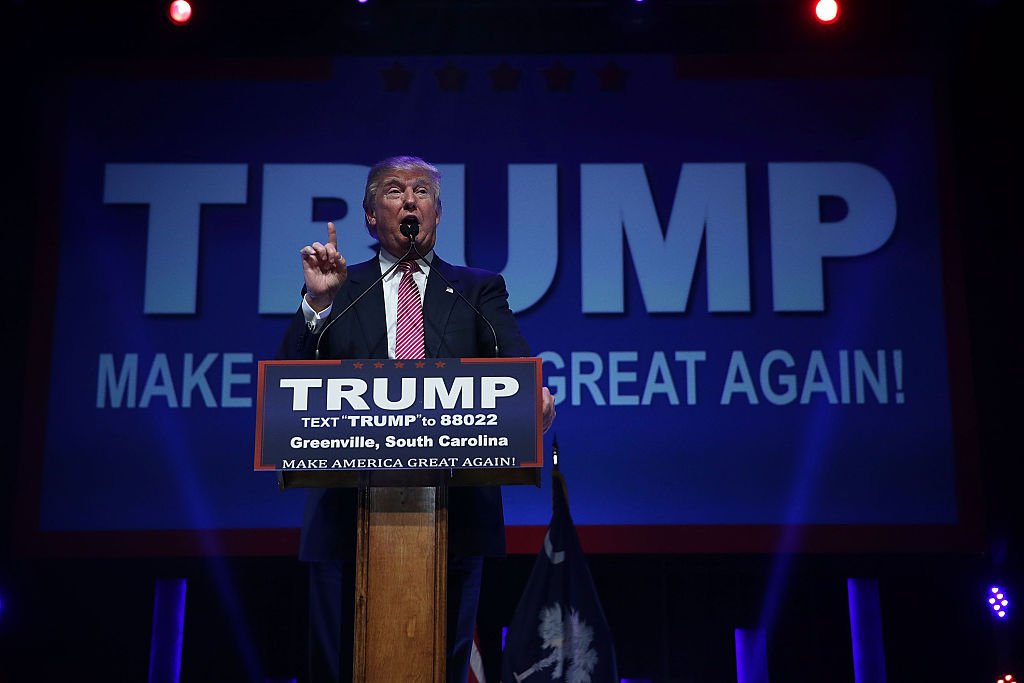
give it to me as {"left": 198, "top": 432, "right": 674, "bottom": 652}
{"left": 278, "top": 468, "right": 539, "bottom": 683}
{"left": 353, "top": 477, "right": 448, "bottom": 683}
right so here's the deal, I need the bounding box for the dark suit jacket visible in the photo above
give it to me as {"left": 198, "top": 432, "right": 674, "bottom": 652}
{"left": 277, "top": 254, "right": 532, "bottom": 561}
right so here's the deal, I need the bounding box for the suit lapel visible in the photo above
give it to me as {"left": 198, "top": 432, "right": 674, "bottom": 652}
{"left": 334, "top": 258, "right": 387, "bottom": 358}
{"left": 423, "top": 256, "right": 460, "bottom": 358}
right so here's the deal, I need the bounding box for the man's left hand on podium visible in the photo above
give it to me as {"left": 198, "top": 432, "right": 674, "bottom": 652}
{"left": 541, "top": 387, "right": 556, "bottom": 433}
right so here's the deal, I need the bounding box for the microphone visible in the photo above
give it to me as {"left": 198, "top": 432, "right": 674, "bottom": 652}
{"left": 400, "top": 216, "right": 420, "bottom": 239}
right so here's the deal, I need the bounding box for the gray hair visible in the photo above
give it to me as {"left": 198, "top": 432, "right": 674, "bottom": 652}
{"left": 362, "top": 155, "right": 442, "bottom": 237}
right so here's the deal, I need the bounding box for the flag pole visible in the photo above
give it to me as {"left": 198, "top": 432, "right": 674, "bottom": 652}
{"left": 550, "top": 434, "right": 569, "bottom": 512}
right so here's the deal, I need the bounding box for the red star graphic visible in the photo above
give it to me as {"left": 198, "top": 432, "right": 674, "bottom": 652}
{"left": 353, "top": 362, "right": 364, "bottom": 369}
{"left": 415, "top": 361, "right": 426, "bottom": 368}
{"left": 596, "top": 61, "right": 628, "bottom": 91}
{"left": 435, "top": 62, "right": 468, "bottom": 92}
{"left": 489, "top": 62, "right": 521, "bottom": 92}
{"left": 542, "top": 61, "right": 574, "bottom": 92}
{"left": 434, "top": 361, "right": 446, "bottom": 368}
{"left": 394, "top": 361, "right": 405, "bottom": 368}
{"left": 381, "top": 62, "right": 413, "bottom": 92}
{"left": 373, "top": 361, "right": 385, "bottom": 369}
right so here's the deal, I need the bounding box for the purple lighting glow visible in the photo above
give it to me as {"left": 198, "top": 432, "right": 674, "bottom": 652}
{"left": 734, "top": 628, "right": 769, "bottom": 683}
{"left": 148, "top": 578, "right": 187, "bottom": 683}
{"left": 989, "top": 586, "right": 1010, "bottom": 619}
{"left": 848, "top": 578, "right": 887, "bottom": 683}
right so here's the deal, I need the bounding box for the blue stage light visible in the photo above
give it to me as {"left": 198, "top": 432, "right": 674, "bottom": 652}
{"left": 989, "top": 586, "right": 1010, "bottom": 619}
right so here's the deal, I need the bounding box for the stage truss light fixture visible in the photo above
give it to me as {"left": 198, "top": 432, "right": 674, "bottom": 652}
{"left": 814, "top": 0, "right": 840, "bottom": 24}
{"left": 168, "top": 0, "right": 193, "bottom": 25}
{"left": 997, "top": 676, "right": 1017, "bottom": 683}
{"left": 989, "top": 586, "right": 1010, "bottom": 619}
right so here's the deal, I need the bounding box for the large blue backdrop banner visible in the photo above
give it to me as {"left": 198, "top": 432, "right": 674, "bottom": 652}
{"left": 27, "top": 54, "right": 974, "bottom": 553}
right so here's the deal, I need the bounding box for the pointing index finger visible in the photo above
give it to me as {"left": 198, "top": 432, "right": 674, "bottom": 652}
{"left": 326, "top": 221, "right": 338, "bottom": 248}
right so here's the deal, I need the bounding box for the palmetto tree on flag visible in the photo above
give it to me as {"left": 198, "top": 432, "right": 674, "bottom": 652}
{"left": 513, "top": 603, "right": 598, "bottom": 683}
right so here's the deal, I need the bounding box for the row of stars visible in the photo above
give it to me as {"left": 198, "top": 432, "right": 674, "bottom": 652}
{"left": 341, "top": 360, "right": 448, "bottom": 369}
{"left": 378, "top": 61, "right": 629, "bottom": 92}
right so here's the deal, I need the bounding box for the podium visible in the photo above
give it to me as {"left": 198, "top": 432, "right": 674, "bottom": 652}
{"left": 256, "top": 358, "right": 544, "bottom": 683}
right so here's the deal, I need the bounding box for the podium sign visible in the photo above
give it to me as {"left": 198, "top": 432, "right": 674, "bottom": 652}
{"left": 254, "top": 357, "right": 543, "bottom": 472}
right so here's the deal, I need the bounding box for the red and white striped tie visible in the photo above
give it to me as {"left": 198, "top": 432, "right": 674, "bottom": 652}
{"left": 395, "top": 259, "right": 425, "bottom": 360}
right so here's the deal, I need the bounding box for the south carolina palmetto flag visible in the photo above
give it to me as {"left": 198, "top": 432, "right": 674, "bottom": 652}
{"left": 501, "top": 462, "right": 618, "bottom": 683}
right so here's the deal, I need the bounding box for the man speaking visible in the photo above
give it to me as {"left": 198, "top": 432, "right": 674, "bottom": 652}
{"left": 278, "top": 155, "right": 555, "bottom": 682}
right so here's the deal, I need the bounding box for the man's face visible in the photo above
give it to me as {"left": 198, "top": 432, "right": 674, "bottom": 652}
{"left": 365, "top": 169, "right": 441, "bottom": 259}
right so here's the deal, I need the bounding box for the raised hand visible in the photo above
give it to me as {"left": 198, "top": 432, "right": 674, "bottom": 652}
{"left": 300, "top": 221, "right": 347, "bottom": 312}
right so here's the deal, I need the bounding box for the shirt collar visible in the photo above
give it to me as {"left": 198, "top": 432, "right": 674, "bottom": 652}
{"left": 378, "top": 247, "right": 433, "bottom": 277}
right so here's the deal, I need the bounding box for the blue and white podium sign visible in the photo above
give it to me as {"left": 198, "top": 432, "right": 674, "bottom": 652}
{"left": 255, "top": 358, "right": 543, "bottom": 472}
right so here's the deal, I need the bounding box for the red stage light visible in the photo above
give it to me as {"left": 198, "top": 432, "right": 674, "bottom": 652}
{"left": 814, "top": 0, "right": 840, "bottom": 24}
{"left": 168, "top": 0, "right": 193, "bottom": 25}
